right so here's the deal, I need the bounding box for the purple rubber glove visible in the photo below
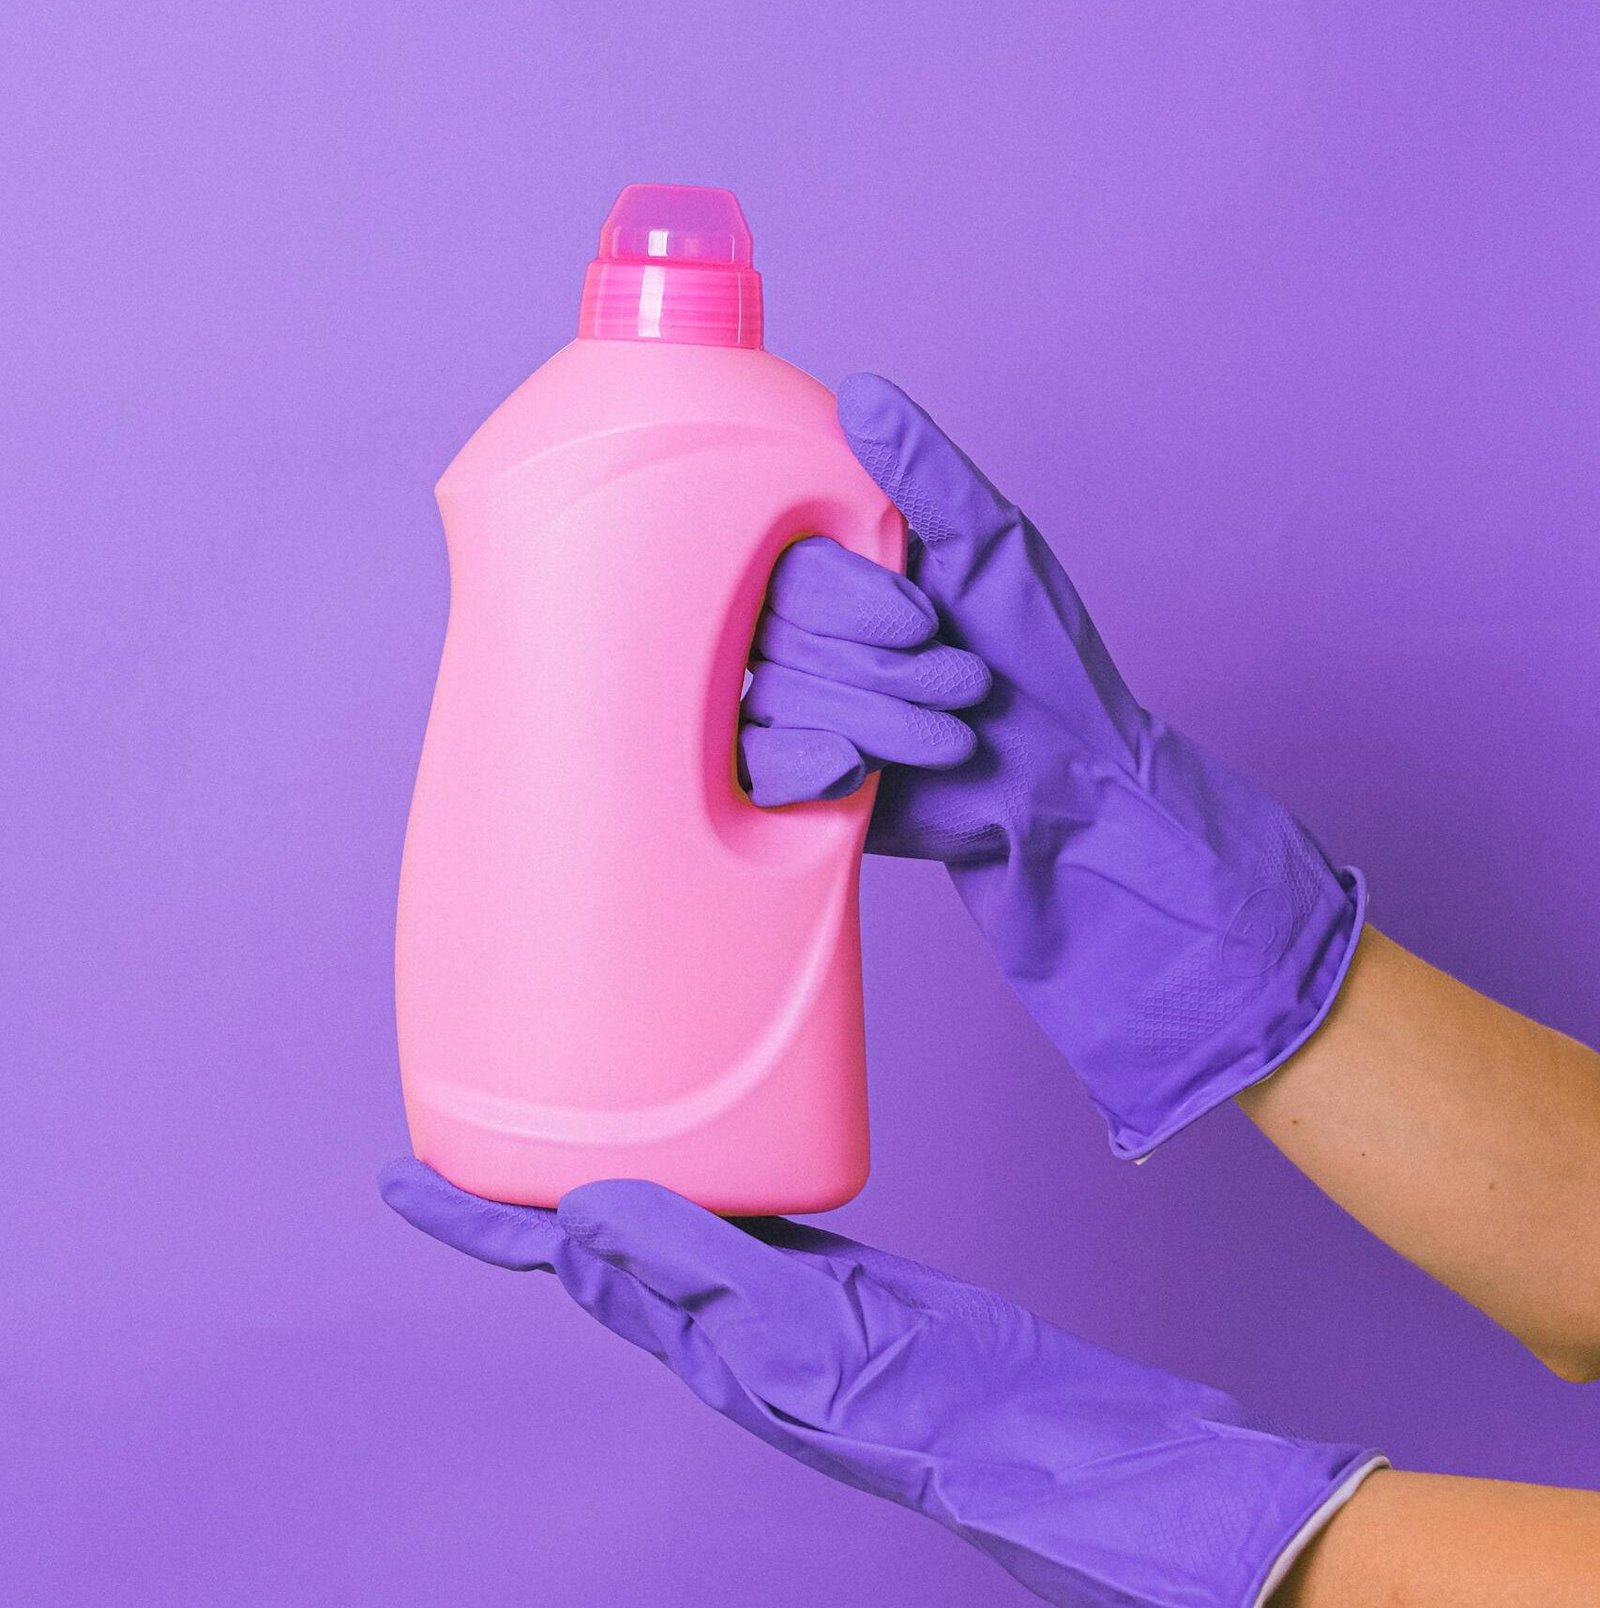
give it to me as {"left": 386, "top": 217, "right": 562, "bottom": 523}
{"left": 739, "top": 375, "right": 1366, "bottom": 1158}
{"left": 382, "top": 1158, "right": 1385, "bottom": 1608}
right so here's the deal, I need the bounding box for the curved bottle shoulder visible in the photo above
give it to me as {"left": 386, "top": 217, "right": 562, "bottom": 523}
{"left": 437, "top": 339, "right": 844, "bottom": 498}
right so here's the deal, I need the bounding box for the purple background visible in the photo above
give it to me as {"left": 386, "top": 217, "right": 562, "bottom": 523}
{"left": 5, "top": 4, "right": 1598, "bottom": 1604}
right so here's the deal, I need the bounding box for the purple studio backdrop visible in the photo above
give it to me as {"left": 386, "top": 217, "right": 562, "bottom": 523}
{"left": 5, "top": 4, "right": 1599, "bottom": 1605}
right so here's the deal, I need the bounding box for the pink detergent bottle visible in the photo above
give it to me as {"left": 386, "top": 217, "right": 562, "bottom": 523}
{"left": 395, "top": 184, "right": 903, "bottom": 1213}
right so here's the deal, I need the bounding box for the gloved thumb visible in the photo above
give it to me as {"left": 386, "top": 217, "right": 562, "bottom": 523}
{"left": 836, "top": 373, "right": 1023, "bottom": 580}
{"left": 557, "top": 1178, "right": 901, "bottom": 1427}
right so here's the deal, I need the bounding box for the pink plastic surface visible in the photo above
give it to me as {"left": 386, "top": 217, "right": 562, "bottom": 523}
{"left": 395, "top": 334, "right": 903, "bottom": 1213}
{"left": 578, "top": 184, "right": 764, "bottom": 349}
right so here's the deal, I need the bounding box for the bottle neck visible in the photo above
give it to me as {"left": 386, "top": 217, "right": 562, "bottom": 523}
{"left": 577, "top": 258, "right": 764, "bottom": 349}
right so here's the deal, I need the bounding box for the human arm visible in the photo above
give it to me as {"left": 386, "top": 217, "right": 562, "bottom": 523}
{"left": 1272, "top": 1469, "right": 1600, "bottom": 1606}
{"left": 381, "top": 1162, "right": 1600, "bottom": 1608}
{"left": 1236, "top": 927, "right": 1600, "bottom": 1381}
{"left": 740, "top": 375, "right": 1600, "bottom": 1374}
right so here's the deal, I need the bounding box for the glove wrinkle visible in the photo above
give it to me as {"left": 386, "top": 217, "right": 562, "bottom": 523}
{"left": 746, "top": 375, "right": 1368, "bottom": 1158}
{"left": 381, "top": 1161, "right": 1384, "bottom": 1608}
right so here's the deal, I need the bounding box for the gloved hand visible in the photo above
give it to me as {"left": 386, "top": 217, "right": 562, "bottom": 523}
{"left": 382, "top": 1158, "right": 1385, "bottom": 1608}
{"left": 740, "top": 375, "right": 1366, "bottom": 1158}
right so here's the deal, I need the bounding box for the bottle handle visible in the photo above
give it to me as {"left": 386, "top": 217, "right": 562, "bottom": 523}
{"left": 704, "top": 490, "right": 907, "bottom": 867}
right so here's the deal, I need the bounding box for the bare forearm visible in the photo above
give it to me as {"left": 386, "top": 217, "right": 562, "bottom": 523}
{"left": 1237, "top": 927, "right": 1600, "bottom": 1378}
{"left": 1274, "top": 1471, "right": 1600, "bottom": 1606}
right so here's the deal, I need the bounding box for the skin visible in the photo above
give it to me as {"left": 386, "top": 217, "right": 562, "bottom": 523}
{"left": 1274, "top": 1471, "right": 1600, "bottom": 1606}
{"left": 1235, "top": 926, "right": 1600, "bottom": 1381}
{"left": 1233, "top": 928, "right": 1600, "bottom": 1601}
{"left": 738, "top": 413, "right": 1600, "bottom": 1591}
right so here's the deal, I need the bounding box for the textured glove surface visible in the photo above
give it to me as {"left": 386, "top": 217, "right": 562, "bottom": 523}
{"left": 741, "top": 375, "right": 1366, "bottom": 1156}
{"left": 382, "top": 1159, "right": 1381, "bottom": 1608}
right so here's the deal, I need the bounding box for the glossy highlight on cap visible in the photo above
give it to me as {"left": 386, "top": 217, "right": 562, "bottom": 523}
{"left": 578, "top": 183, "right": 764, "bottom": 349}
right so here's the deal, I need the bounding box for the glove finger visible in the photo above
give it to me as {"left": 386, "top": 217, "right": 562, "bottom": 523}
{"left": 754, "top": 612, "right": 992, "bottom": 711}
{"left": 379, "top": 1157, "right": 565, "bottom": 1272}
{"left": 379, "top": 1159, "right": 693, "bottom": 1362}
{"left": 765, "top": 536, "right": 937, "bottom": 648}
{"left": 744, "top": 662, "right": 976, "bottom": 770}
{"left": 557, "top": 1179, "right": 909, "bottom": 1423}
{"left": 837, "top": 374, "right": 1023, "bottom": 579}
{"left": 738, "top": 724, "right": 869, "bottom": 806}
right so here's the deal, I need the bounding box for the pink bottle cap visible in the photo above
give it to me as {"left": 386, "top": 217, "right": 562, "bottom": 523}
{"left": 578, "top": 184, "right": 764, "bottom": 350}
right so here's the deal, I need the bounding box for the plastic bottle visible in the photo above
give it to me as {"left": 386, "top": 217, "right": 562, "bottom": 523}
{"left": 395, "top": 184, "right": 903, "bottom": 1213}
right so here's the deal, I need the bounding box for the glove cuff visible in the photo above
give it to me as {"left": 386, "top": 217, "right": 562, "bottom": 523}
{"left": 1249, "top": 1453, "right": 1389, "bottom": 1608}
{"left": 1103, "top": 863, "right": 1368, "bottom": 1161}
